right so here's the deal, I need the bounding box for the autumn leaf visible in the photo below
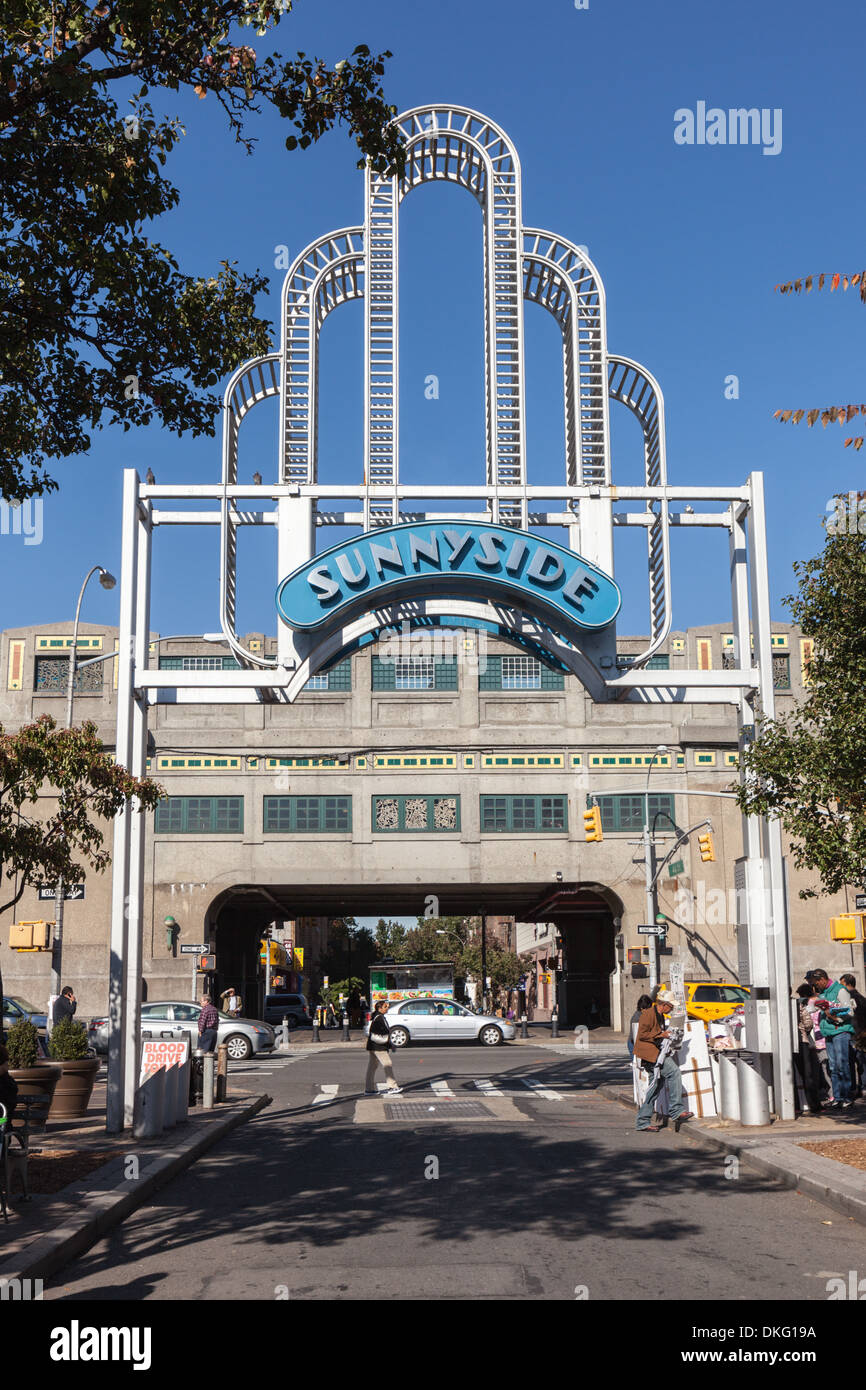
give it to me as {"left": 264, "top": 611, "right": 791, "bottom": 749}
{"left": 831, "top": 273, "right": 841, "bottom": 291}
{"left": 807, "top": 409, "right": 820, "bottom": 427}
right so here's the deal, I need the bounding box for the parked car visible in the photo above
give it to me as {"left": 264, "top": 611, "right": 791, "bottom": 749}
{"left": 262, "top": 993, "right": 312, "bottom": 1029}
{"left": 364, "top": 998, "right": 515, "bottom": 1047}
{"left": 84, "top": 1002, "right": 275, "bottom": 1060}
{"left": 3, "top": 995, "right": 48, "bottom": 1032}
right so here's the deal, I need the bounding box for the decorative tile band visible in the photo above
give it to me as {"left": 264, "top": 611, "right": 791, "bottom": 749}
{"left": 156, "top": 756, "right": 241, "bottom": 771}
{"left": 36, "top": 634, "right": 102, "bottom": 650}
{"left": 374, "top": 754, "right": 457, "bottom": 769}
{"left": 482, "top": 754, "right": 565, "bottom": 769}
{"left": 266, "top": 756, "right": 346, "bottom": 770}
{"left": 7, "top": 638, "right": 25, "bottom": 690}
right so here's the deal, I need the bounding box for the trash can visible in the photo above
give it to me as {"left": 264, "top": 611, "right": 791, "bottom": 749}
{"left": 718, "top": 1050, "right": 741, "bottom": 1122}
{"left": 737, "top": 1049, "right": 771, "bottom": 1126}
{"left": 189, "top": 1049, "right": 204, "bottom": 1106}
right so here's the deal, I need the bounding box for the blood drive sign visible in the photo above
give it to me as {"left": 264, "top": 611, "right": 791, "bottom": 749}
{"left": 140, "top": 1036, "right": 190, "bottom": 1082}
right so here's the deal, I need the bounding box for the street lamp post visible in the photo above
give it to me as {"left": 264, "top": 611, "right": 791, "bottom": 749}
{"left": 644, "top": 745, "right": 669, "bottom": 994}
{"left": 51, "top": 566, "right": 116, "bottom": 1001}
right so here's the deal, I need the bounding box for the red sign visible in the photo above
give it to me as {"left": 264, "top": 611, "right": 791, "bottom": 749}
{"left": 140, "top": 1037, "right": 189, "bottom": 1082}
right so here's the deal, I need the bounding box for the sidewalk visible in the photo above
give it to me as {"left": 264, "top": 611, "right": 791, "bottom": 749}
{"left": 281, "top": 1025, "right": 626, "bottom": 1049}
{"left": 599, "top": 1080, "right": 866, "bottom": 1227}
{"left": 0, "top": 1071, "right": 271, "bottom": 1284}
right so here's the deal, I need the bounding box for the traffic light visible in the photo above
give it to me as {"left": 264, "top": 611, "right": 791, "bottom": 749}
{"left": 583, "top": 805, "right": 603, "bottom": 842}
{"left": 697, "top": 831, "right": 715, "bottom": 863}
{"left": 199, "top": 953, "right": 216, "bottom": 971}
{"left": 830, "top": 914, "right": 859, "bottom": 942}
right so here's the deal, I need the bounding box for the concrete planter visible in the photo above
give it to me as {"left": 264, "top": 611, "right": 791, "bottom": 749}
{"left": 48, "top": 1057, "right": 101, "bottom": 1120}
{"left": 9, "top": 1064, "right": 63, "bottom": 1129}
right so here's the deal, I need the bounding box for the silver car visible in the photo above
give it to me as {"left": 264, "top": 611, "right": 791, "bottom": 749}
{"left": 366, "top": 998, "right": 515, "bottom": 1047}
{"left": 141, "top": 1002, "right": 275, "bottom": 1060}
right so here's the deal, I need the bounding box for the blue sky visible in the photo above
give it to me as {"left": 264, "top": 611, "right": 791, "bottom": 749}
{"left": 3, "top": 0, "right": 864, "bottom": 640}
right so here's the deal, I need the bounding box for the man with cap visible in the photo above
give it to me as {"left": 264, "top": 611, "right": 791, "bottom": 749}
{"left": 634, "top": 990, "right": 694, "bottom": 1133}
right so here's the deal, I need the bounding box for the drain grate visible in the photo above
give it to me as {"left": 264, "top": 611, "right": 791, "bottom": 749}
{"left": 384, "top": 1100, "right": 492, "bottom": 1120}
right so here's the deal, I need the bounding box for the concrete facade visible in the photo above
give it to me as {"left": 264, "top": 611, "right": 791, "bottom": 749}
{"left": 1, "top": 619, "right": 859, "bottom": 1026}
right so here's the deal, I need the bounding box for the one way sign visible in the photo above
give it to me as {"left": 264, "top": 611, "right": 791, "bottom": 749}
{"left": 38, "top": 884, "right": 85, "bottom": 901}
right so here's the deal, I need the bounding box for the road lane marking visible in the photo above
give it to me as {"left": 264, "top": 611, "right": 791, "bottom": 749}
{"left": 430, "top": 1080, "right": 455, "bottom": 1096}
{"left": 520, "top": 1078, "right": 563, "bottom": 1101}
{"left": 473, "top": 1079, "right": 504, "bottom": 1097}
{"left": 312, "top": 1084, "right": 340, "bottom": 1105}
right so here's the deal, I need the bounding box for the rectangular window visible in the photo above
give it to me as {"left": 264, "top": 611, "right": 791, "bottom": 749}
{"left": 594, "top": 793, "right": 675, "bottom": 834}
{"left": 372, "top": 655, "right": 458, "bottom": 691}
{"left": 479, "top": 655, "right": 564, "bottom": 690}
{"left": 302, "top": 658, "right": 352, "bottom": 692}
{"left": 158, "top": 655, "right": 240, "bottom": 671}
{"left": 34, "top": 656, "right": 104, "bottom": 694}
{"left": 501, "top": 655, "right": 542, "bottom": 689}
{"left": 154, "top": 797, "right": 243, "bottom": 833}
{"left": 617, "top": 653, "right": 670, "bottom": 670}
{"left": 480, "top": 795, "right": 567, "bottom": 833}
{"left": 373, "top": 794, "right": 460, "bottom": 832}
{"left": 263, "top": 796, "right": 351, "bottom": 833}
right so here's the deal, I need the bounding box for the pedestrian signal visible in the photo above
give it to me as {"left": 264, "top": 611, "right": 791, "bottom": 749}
{"left": 199, "top": 953, "right": 216, "bottom": 971}
{"left": 830, "top": 915, "right": 860, "bottom": 942}
{"left": 583, "top": 806, "right": 603, "bottom": 842}
{"left": 697, "top": 832, "right": 715, "bottom": 863}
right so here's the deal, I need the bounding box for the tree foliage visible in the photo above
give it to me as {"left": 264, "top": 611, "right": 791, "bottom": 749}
{"left": 773, "top": 269, "right": 866, "bottom": 450}
{"left": 1, "top": 2, "right": 403, "bottom": 499}
{"left": 0, "top": 714, "right": 162, "bottom": 916}
{"left": 734, "top": 517, "right": 866, "bottom": 897}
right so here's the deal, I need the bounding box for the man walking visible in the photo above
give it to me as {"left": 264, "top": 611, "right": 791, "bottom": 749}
{"left": 808, "top": 969, "right": 855, "bottom": 1108}
{"left": 634, "top": 990, "right": 693, "bottom": 1133}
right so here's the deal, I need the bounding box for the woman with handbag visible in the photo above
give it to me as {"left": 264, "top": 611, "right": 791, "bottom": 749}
{"left": 364, "top": 1001, "right": 402, "bottom": 1096}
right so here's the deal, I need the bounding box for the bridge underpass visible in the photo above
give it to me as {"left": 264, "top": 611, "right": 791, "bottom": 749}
{"left": 205, "top": 881, "right": 620, "bottom": 1028}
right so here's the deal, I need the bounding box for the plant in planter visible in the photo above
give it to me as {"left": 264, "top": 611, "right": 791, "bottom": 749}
{"left": 47, "top": 1018, "right": 100, "bottom": 1119}
{"left": 6, "top": 1018, "right": 62, "bottom": 1126}
{"left": 48, "top": 1018, "right": 89, "bottom": 1062}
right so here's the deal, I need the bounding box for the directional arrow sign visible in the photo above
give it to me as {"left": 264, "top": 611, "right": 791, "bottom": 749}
{"left": 180, "top": 944, "right": 208, "bottom": 955}
{"left": 637, "top": 925, "right": 665, "bottom": 935}
{"left": 856, "top": 894, "right": 866, "bottom": 911}
{"left": 38, "top": 884, "right": 85, "bottom": 901}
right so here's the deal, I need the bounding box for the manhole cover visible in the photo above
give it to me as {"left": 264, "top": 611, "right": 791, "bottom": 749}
{"left": 384, "top": 1101, "right": 492, "bottom": 1120}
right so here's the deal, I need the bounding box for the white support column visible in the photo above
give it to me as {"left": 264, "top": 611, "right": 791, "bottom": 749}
{"left": 747, "top": 472, "right": 795, "bottom": 1120}
{"left": 277, "top": 494, "right": 315, "bottom": 667}
{"left": 123, "top": 496, "right": 152, "bottom": 1127}
{"left": 106, "top": 469, "right": 140, "bottom": 1133}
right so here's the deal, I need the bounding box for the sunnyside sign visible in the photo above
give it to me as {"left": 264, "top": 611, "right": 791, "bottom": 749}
{"left": 276, "top": 521, "right": 621, "bottom": 640}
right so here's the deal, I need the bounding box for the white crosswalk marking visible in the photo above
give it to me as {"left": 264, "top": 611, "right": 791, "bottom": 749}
{"left": 520, "top": 1078, "right": 563, "bottom": 1101}
{"left": 473, "top": 1079, "right": 504, "bottom": 1097}
{"left": 430, "top": 1080, "right": 454, "bottom": 1096}
{"left": 312, "top": 1084, "right": 339, "bottom": 1105}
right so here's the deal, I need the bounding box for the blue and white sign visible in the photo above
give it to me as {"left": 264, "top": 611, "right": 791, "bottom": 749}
{"left": 276, "top": 522, "right": 621, "bottom": 637}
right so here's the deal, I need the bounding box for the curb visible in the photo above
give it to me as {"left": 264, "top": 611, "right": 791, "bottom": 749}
{"left": 597, "top": 1082, "right": 866, "bottom": 1227}
{"left": 0, "top": 1092, "right": 272, "bottom": 1284}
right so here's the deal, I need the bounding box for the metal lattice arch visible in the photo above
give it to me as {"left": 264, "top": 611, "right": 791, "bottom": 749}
{"left": 219, "top": 102, "right": 669, "bottom": 672}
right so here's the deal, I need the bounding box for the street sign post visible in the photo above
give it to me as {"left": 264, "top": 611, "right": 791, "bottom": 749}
{"left": 637, "top": 925, "right": 665, "bottom": 935}
{"left": 38, "top": 885, "right": 85, "bottom": 901}
{"left": 179, "top": 944, "right": 208, "bottom": 954}
{"left": 856, "top": 894, "right": 866, "bottom": 911}
{"left": 668, "top": 860, "right": 685, "bottom": 879}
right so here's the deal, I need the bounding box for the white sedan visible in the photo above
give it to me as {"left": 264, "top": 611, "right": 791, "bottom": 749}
{"left": 367, "top": 998, "right": 515, "bottom": 1047}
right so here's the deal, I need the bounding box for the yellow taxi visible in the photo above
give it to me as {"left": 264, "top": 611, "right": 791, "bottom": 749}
{"left": 661, "top": 980, "right": 750, "bottom": 1024}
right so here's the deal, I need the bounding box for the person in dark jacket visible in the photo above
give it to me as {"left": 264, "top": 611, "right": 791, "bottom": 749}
{"left": 52, "top": 987, "right": 76, "bottom": 1027}
{"left": 0, "top": 1043, "right": 18, "bottom": 1120}
{"left": 627, "top": 994, "right": 653, "bottom": 1057}
{"left": 841, "top": 975, "right": 866, "bottom": 1097}
{"left": 364, "top": 1001, "right": 402, "bottom": 1096}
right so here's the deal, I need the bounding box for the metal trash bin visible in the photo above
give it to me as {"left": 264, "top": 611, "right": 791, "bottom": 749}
{"left": 718, "top": 1050, "right": 741, "bottom": 1121}
{"left": 737, "top": 1049, "right": 771, "bottom": 1126}
{"left": 190, "top": 1049, "right": 204, "bottom": 1106}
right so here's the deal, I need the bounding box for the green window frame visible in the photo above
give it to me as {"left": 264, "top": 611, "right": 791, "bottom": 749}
{"left": 155, "top": 796, "right": 244, "bottom": 833}
{"left": 478, "top": 655, "right": 565, "bottom": 691}
{"left": 480, "top": 795, "right": 568, "bottom": 833}
{"left": 372, "top": 794, "right": 461, "bottom": 832}
{"left": 263, "top": 796, "right": 352, "bottom": 833}
{"left": 617, "top": 653, "right": 670, "bottom": 670}
{"left": 158, "top": 655, "right": 241, "bottom": 671}
{"left": 593, "top": 793, "right": 675, "bottom": 833}
{"left": 303, "top": 658, "right": 352, "bottom": 692}
{"left": 371, "top": 655, "right": 458, "bottom": 691}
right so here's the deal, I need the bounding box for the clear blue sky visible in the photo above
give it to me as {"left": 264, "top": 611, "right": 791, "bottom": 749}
{"left": 3, "top": 0, "right": 864, "bottom": 640}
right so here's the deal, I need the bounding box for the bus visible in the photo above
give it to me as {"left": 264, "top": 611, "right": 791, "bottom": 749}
{"left": 369, "top": 961, "right": 455, "bottom": 1007}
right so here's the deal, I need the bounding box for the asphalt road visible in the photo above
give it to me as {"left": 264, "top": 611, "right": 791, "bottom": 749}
{"left": 46, "top": 1043, "right": 866, "bottom": 1302}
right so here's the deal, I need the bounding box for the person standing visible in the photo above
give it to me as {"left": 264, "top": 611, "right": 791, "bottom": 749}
{"left": 628, "top": 994, "right": 654, "bottom": 1059}
{"left": 634, "top": 991, "right": 693, "bottom": 1133}
{"left": 808, "top": 969, "right": 855, "bottom": 1108}
{"left": 52, "top": 986, "right": 76, "bottom": 1027}
{"left": 840, "top": 974, "right": 866, "bottom": 1097}
{"left": 198, "top": 994, "right": 219, "bottom": 1053}
{"left": 364, "top": 1001, "right": 402, "bottom": 1096}
{"left": 794, "top": 983, "right": 823, "bottom": 1113}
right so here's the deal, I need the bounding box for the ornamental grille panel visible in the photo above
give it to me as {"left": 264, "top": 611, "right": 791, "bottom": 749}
{"left": 35, "top": 656, "right": 103, "bottom": 694}
{"left": 373, "top": 795, "right": 460, "bottom": 832}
